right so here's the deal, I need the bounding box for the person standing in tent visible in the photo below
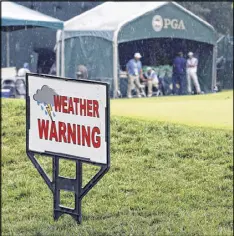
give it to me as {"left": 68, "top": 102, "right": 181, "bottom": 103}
{"left": 172, "top": 52, "right": 186, "bottom": 95}
{"left": 126, "top": 52, "right": 145, "bottom": 98}
{"left": 186, "top": 52, "right": 201, "bottom": 94}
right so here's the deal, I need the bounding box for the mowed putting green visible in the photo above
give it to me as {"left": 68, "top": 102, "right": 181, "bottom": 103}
{"left": 111, "top": 91, "right": 233, "bottom": 130}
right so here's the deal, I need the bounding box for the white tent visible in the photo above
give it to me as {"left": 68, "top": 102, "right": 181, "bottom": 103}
{"left": 64, "top": 2, "right": 213, "bottom": 31}
{"left": 1, "top": 2, "right": 63, "bottom": 30}
{"left": 58, "top": 2, "right": 217, "bottom": 97}
{"left": 1, "top": 2, "right": 64, "bottom": 67}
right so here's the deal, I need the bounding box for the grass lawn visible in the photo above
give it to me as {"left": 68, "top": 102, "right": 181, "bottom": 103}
{"left": 1, "top": 95, "right": 233, "bottom": 236}
{"left": 111, "top": 90, "right": 233, "bottom": 130}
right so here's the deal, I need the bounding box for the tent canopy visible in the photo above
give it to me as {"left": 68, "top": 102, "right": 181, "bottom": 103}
{"left": 1, "top": 2, "right": 64, "bottom": 31}
{"left": 59, "top": 2, "right": 217, "bottom": 97}
{"left": 63, "top": 1, "right": 216, "bottom": 45}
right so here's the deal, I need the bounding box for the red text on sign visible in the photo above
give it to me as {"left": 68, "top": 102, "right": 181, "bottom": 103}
{"left": 38, "top": 119, "right": 101, "bottom": 148}
{"left": 53, "top": 95, "right": 100, "bottom": 118}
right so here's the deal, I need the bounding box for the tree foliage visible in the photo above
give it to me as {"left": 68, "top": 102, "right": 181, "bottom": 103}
{"left": 178, "top": 1, "right": 233, "bottom": 35}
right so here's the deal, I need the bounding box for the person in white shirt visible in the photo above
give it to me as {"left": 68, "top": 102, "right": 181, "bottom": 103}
{"left": 144, "top": 67, "right": 159, "bottom": 97}
{"left": 186, "top": 52, "right": 201, "bottom": 94}
{"left": 126, "top": 52, "right": 144, "bottom": 98}
{"left": 18, "top": 62, "right": 30, "bottom": 77}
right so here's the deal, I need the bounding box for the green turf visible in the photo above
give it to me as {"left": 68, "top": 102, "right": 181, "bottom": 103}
{"left": 1, "top": 98, "right": 233, "bottom": 235}
{"left": 111, "top": 91, "right": 233, "bottom": 130}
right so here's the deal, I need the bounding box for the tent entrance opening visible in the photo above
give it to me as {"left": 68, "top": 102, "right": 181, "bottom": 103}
{"left": 118, "top": 38, "right": 213, "bottom": 97}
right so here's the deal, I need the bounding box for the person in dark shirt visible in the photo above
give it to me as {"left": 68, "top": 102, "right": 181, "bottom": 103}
{"left": 172, "top": 52, "right": 187, "bottom": 95}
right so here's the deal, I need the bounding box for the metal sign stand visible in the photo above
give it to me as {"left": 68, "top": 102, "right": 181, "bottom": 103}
{"left": 27, "top": 152, "right": 109, "bottom": 223}
{"left": 26, "top": 73, "right": 110, "bottom": 223}
{"left": 53, "top": 157, "right": 82, "bottom": 223}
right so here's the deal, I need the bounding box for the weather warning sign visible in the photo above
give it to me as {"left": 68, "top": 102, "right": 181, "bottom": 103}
{"left": 26, "top": 73, "right": 110, "bottom": 165}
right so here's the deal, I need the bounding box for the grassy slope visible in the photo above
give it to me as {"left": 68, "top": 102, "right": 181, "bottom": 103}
{"left": 2, "top": 99, "right": 233, "bottom": 236}
{"left": 111, "top": 91, "right": 233, "bottom": 130}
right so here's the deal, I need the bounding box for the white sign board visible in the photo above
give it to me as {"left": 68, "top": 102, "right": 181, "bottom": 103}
{"left": 26, "top": 73, "right": 110, "bottom": 165}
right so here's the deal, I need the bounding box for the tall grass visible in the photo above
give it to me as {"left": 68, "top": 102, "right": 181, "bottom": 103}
{"left": 1, "top": 99, "right": 233, "bottom": 236}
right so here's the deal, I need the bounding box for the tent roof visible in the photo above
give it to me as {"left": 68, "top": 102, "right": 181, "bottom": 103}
{"left": 1, "top": 2, "right": 64, "bottom": 31}
{"left": 64, "top": 1, "right": 215, "bottom": 32}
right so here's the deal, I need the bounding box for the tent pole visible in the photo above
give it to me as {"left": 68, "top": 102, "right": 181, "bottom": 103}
{"left": 212, "top": 44, "right": 217, "bottom": 90}
{"left": 6, "top": 31, "right": 10, "bottom": 67}
{"left": 113, "top": 38, "right": 119, "bottom": 98}
{"left": 61, "top": 30, "right": 65, "bottom": 77}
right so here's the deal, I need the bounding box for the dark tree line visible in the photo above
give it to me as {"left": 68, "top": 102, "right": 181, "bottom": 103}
{"left": 178, "top": 1, "right": 233, "bottom": 35}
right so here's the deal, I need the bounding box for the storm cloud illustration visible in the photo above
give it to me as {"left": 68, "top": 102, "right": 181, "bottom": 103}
{"left": 33, "top": 85, "right": 58, "bottom": 120}
{"left": 33, "top": 85, "right": 58, "bottom": 106}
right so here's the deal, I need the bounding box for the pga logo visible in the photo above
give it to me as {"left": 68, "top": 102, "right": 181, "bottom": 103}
{"left": 152, "top": 15, "right": 185, "bottom": 32}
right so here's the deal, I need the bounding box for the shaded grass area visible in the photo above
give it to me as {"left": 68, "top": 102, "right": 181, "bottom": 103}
{"left": 1, "top": 99, "right": 233, "bottom": 236}
{"left": 111, "top": 91, "right": 233, "bottom": 130}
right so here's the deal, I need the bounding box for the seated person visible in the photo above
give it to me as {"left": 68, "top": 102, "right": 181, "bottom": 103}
{"left": 143, "top": 67, "right": 159, "bottom": 97}
{"left": 76, "top": 64, "right": 88, "bottom": 80}
{"left": 18, "top": 62, "right": 30, "bottom": 77}
{"left": 159, "top": 70, "right": 170, "bottom": 96}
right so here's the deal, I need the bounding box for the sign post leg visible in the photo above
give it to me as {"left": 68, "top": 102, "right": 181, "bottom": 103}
{"left": 74, "top": 161, "right": 82, "bottom": 223}
{"left": 53, "top": 156, "right": 61, "bottom": 221}
{"left": 52, "top": 157, "right": 83, "bottom": 223}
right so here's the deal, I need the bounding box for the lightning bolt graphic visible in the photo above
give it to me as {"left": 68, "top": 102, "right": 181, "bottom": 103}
{"left": 46, "top": 104, "right": 53, "bottom": 121}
